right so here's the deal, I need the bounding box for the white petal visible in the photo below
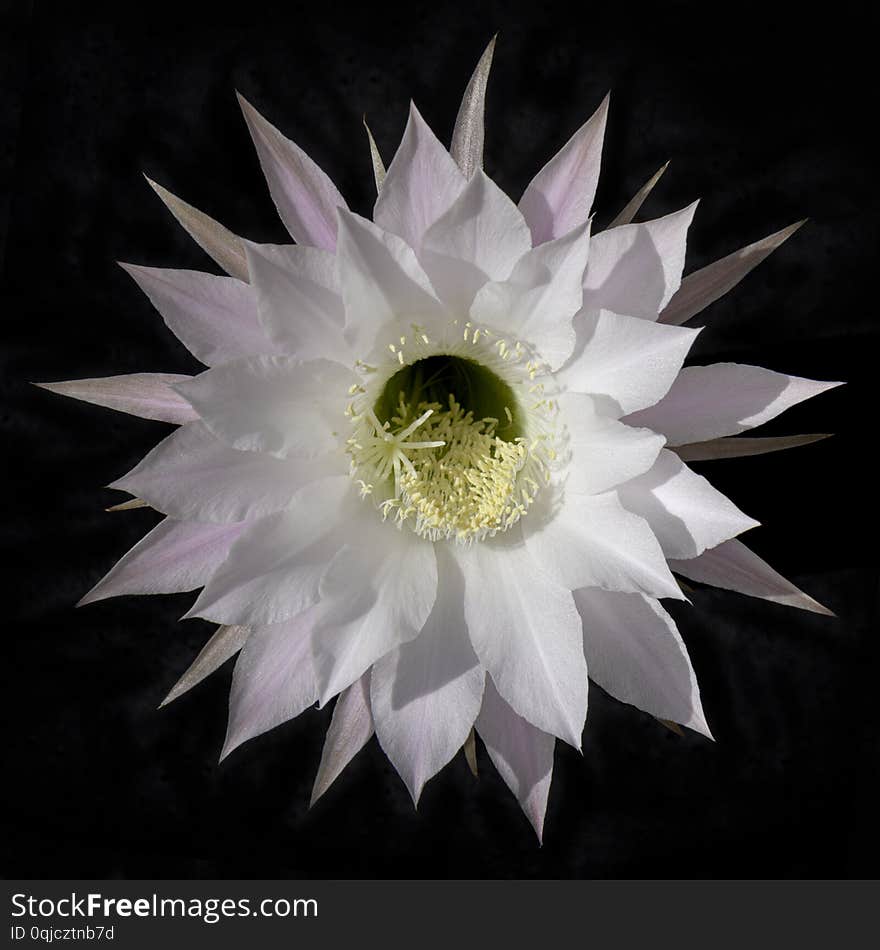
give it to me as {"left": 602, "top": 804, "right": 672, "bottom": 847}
{"left": 222, "top": 610, "right": 318, "bottom": 758}
{"left": 371, "top": 545, "right": 485, "bottom": 803}
{"left": 311, "top": 672, "right": 375, "bottom": 805}
{"left": 160, "top": 624, "right": 250, "bottom": 707}
{"left": 675, "top": 433, "right": 832, "bottom": 462}
{"left": 615, "top": 449, "right": 759, "bottom": 560}
{"left": 37, "top": 374, "right": 198, "bottom": 425}
{"left": 420, "top": 169, "right": 532, "bottom": 311}
{"left": 312, "top": 518, "right": 438, "bottom": 704}
{"left": 244, "top": 242, "right": 349, "bottom": 361}
{"left": 574, "top": 588, "right": 711, "bottom": 737}
{"left": 186, "top": 477, "right": 354, "bottom": 626}
{"left": 79, "top": 517, "right": 246, "bottom": 606}
{"left": 452, "top": 529, "right": 587, "bottom": 747}
{"left": 470, "top": 220, "right": 591, "bottom": 370}
{"left": 625, "top": 363, "right": 843, "bottom": 445}
{"left": 518, "top": 95, "right": 608, "bottom": 245}
{"left": 237, "top": 93, "right": 347, "bottom": 249}
{"left": 582, "top": 203, "right": 698, "bottom": 319}
{"left": 335, "top": 210, "right": 447, "bottom": 355}
{"left": 670, "top": 538, "right": 834, "bottom": 616}
{"left": 558, "top": 310, "right": 700, "bottom": 414}
{"left": 174, "top": 356, "right": 353, "bottom": 460}
{"left": 659, "top": 220, "right": 806, "bottom": 326}
{"left": 450, "top": 36, "right": 496, "bottom": 179}
{"left": 145, "top": 177, "right": 249, "bottom": 282}
{"left": 524, "top": 491, "right": 684, "bottom": 600}
{"left": 373, "top": 102, "right": 466, "bottom": 250}
{"left": 560, "top": 392, "right": 665, "bottom": 494}
{"left": 120, "top": 264, "right": 273, "bottom": 366}
{"left": 111, "top": 422, "right": 346, "bottom": 523}
{"left": 476, "top": 679, "right": 555, "bottom": 842}
{"left": 606, "top": 161, "right": 670, "bottom": 230}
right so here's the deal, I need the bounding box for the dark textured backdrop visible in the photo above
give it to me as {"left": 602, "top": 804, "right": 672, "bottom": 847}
{"left": 4, "top": 0, "right": 878, "bottom": 878}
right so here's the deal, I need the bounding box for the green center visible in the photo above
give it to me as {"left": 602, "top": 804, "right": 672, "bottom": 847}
{"left": 374, "top": 355, "right": 523, "bottom": 439}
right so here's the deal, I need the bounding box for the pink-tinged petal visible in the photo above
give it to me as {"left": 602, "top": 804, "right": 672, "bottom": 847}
{"left": 186, "top": 477, "right": 354, "bottom": 626}
{"left": 111, "top": 422, "right": 346, "bottom": 524}
{"left": 37, "top": 374, "right": 198, "bottom": 425}
{"left": 559, "top": 392, "right": 665, "bottom": 494}
{"left": 524, "top": 491, "right": 684, "bottom": 601}
{"left": 371, "top": 545, "right": 485, "bottom": 804}
{"left": 558, "top": 310, "right": 700, "bottom": 415}
{"left": 582, "top": 202, "right": 698, "bottom": 320}
{"left": 675, "top": 433, "right": 832, "bottom": 462}
{"left": 364, "top": 120, "right": 386, "bottom": 192}
{"left": 244, "top": 242, "right": 348, "bottom": 361}
{"left": 625, "top": 363, "right": 844, "bottom": 445}
{"left": 175, "top": 356, "right": 353, "bottom": 460}
{"left": 160, "top": 624, "right": 249, "bottom": 707}
{"left": 670, "top": 538, "right": 834, "bottom": 616}
{"left": 659, "top": 220, "right": 806, "bottom": 326}
{"left": 519, "top": 95, "right": 609, "bottom": 245}
{"left": 450, "top": 35, "right": 496, "bottom": 180}
{"left": 615, "top": 449, "right": 759, "bottom": 560}
{"left": 145, "top": 176, "right": 249, "bottom": 282}
{"left": 453, "top": 528, "right": 587, "bottom": 747}
{"left": 311, "top": 673, "right": 375, "bottom": 806}
{"left": 476, "top": 679, "right": 555, "bottom": 842}
{"left": 606, "top": 162, "right": 670, "bottom": 230}
{"left": 574, "top": 588, "right": 712, "bottom": 738}
{"left": 237, "top": 93, "right": 347, "bottom": 250}
{"left": 421, "top": 169, "right": 532, "bottom": 311}
{"left": 119, "top": 264, "right": 274, "bottom": 366}
{"left": 373, "top": 102, "right": 467, "bottom": 250}
{"left": 312, "top": 518, "right": 438, "bottom": 704}
{"left": 470, "top": 220, "right": 591, "bottom": 369}
{"left": 221, "top": 610, "right": 319, "bottom": 758}
{"left": 79, "top": 517, "right": 247, "bottom": 606}
{"left": 335, "top": 210, "right": 447, "bottom": 354}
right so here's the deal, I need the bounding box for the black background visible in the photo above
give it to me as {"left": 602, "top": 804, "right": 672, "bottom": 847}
{"left": 3, "top": 0, "right": 878, "bottom": 878}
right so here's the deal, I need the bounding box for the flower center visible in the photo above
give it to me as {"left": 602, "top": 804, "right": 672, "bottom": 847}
{"left": 347, "top": 351, "right": 555, "bottom": 543}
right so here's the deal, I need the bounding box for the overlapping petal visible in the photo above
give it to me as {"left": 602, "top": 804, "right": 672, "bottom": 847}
{"left": 111, "top": 422, "right": 346, "bottom": 523}
{"left": 244, "top": 242, "right": 348, "bottom": 361}
{"left": 371, "top": 546, "right": 485, "bottom": 803}
{"left": 625, "top": 363, "right": 843, "bottom": 445}
{"left": 524, "top": 491, "right": 685, "bottom": 600}
{"left": 453, "top": 529, "right": 587, "bottom": 747}
{"left": 470, "top": 220, "right": 591, "bottom": 369}
{"left": 670, "top": 538, "right": 834, "bottom": 615}
{"left": 420, "top": 169, "right": 532, "bottom": 311}
{"left": 558, "top": 310, "right": 700, "bottom": 414}
{"left": 174, "top": 356, "right": 354, "bottom": 459}
{"left": 311, "top": 519, "right": 438, "bottom": 704}
{"left": 518, "top": 95, "right": 608, "bottom": 245}
{"left": 238, "top": 93, "right": 348, "bottom": 250}
{"left": 373, "top": 102, "right": 467, "bottom": 250}
{"left": 560, "top": 392, "right": 665, "bottom": 494}
{"left": 615, "top": 449, "right": 759, "bottom": 560}
{"left": 37, "top": 374, "right": 199, "bottom": 425}
{"left": 79, "top": 517, "right": 247, "bottom": 605}
{"left": 476, "top": 679, "right": 556, "bottom": 842}
{"left": 581, "top": 202, "right": 698, "bottom": 319}
{"left": 575, "top": 588, "right": 711, "bottom": 737}
{"left": 186, "top": 477, "right": 354, "bottom": 626}
{"left": 222, "top": 610, "right": 318, "bottom": 758}
{"left": 120, "top": 264, "right": 273, "bottom": 366}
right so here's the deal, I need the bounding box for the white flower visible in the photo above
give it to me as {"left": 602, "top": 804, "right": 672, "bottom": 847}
{"left": 42, "top": 39, "right": 840, "bottom": 840}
